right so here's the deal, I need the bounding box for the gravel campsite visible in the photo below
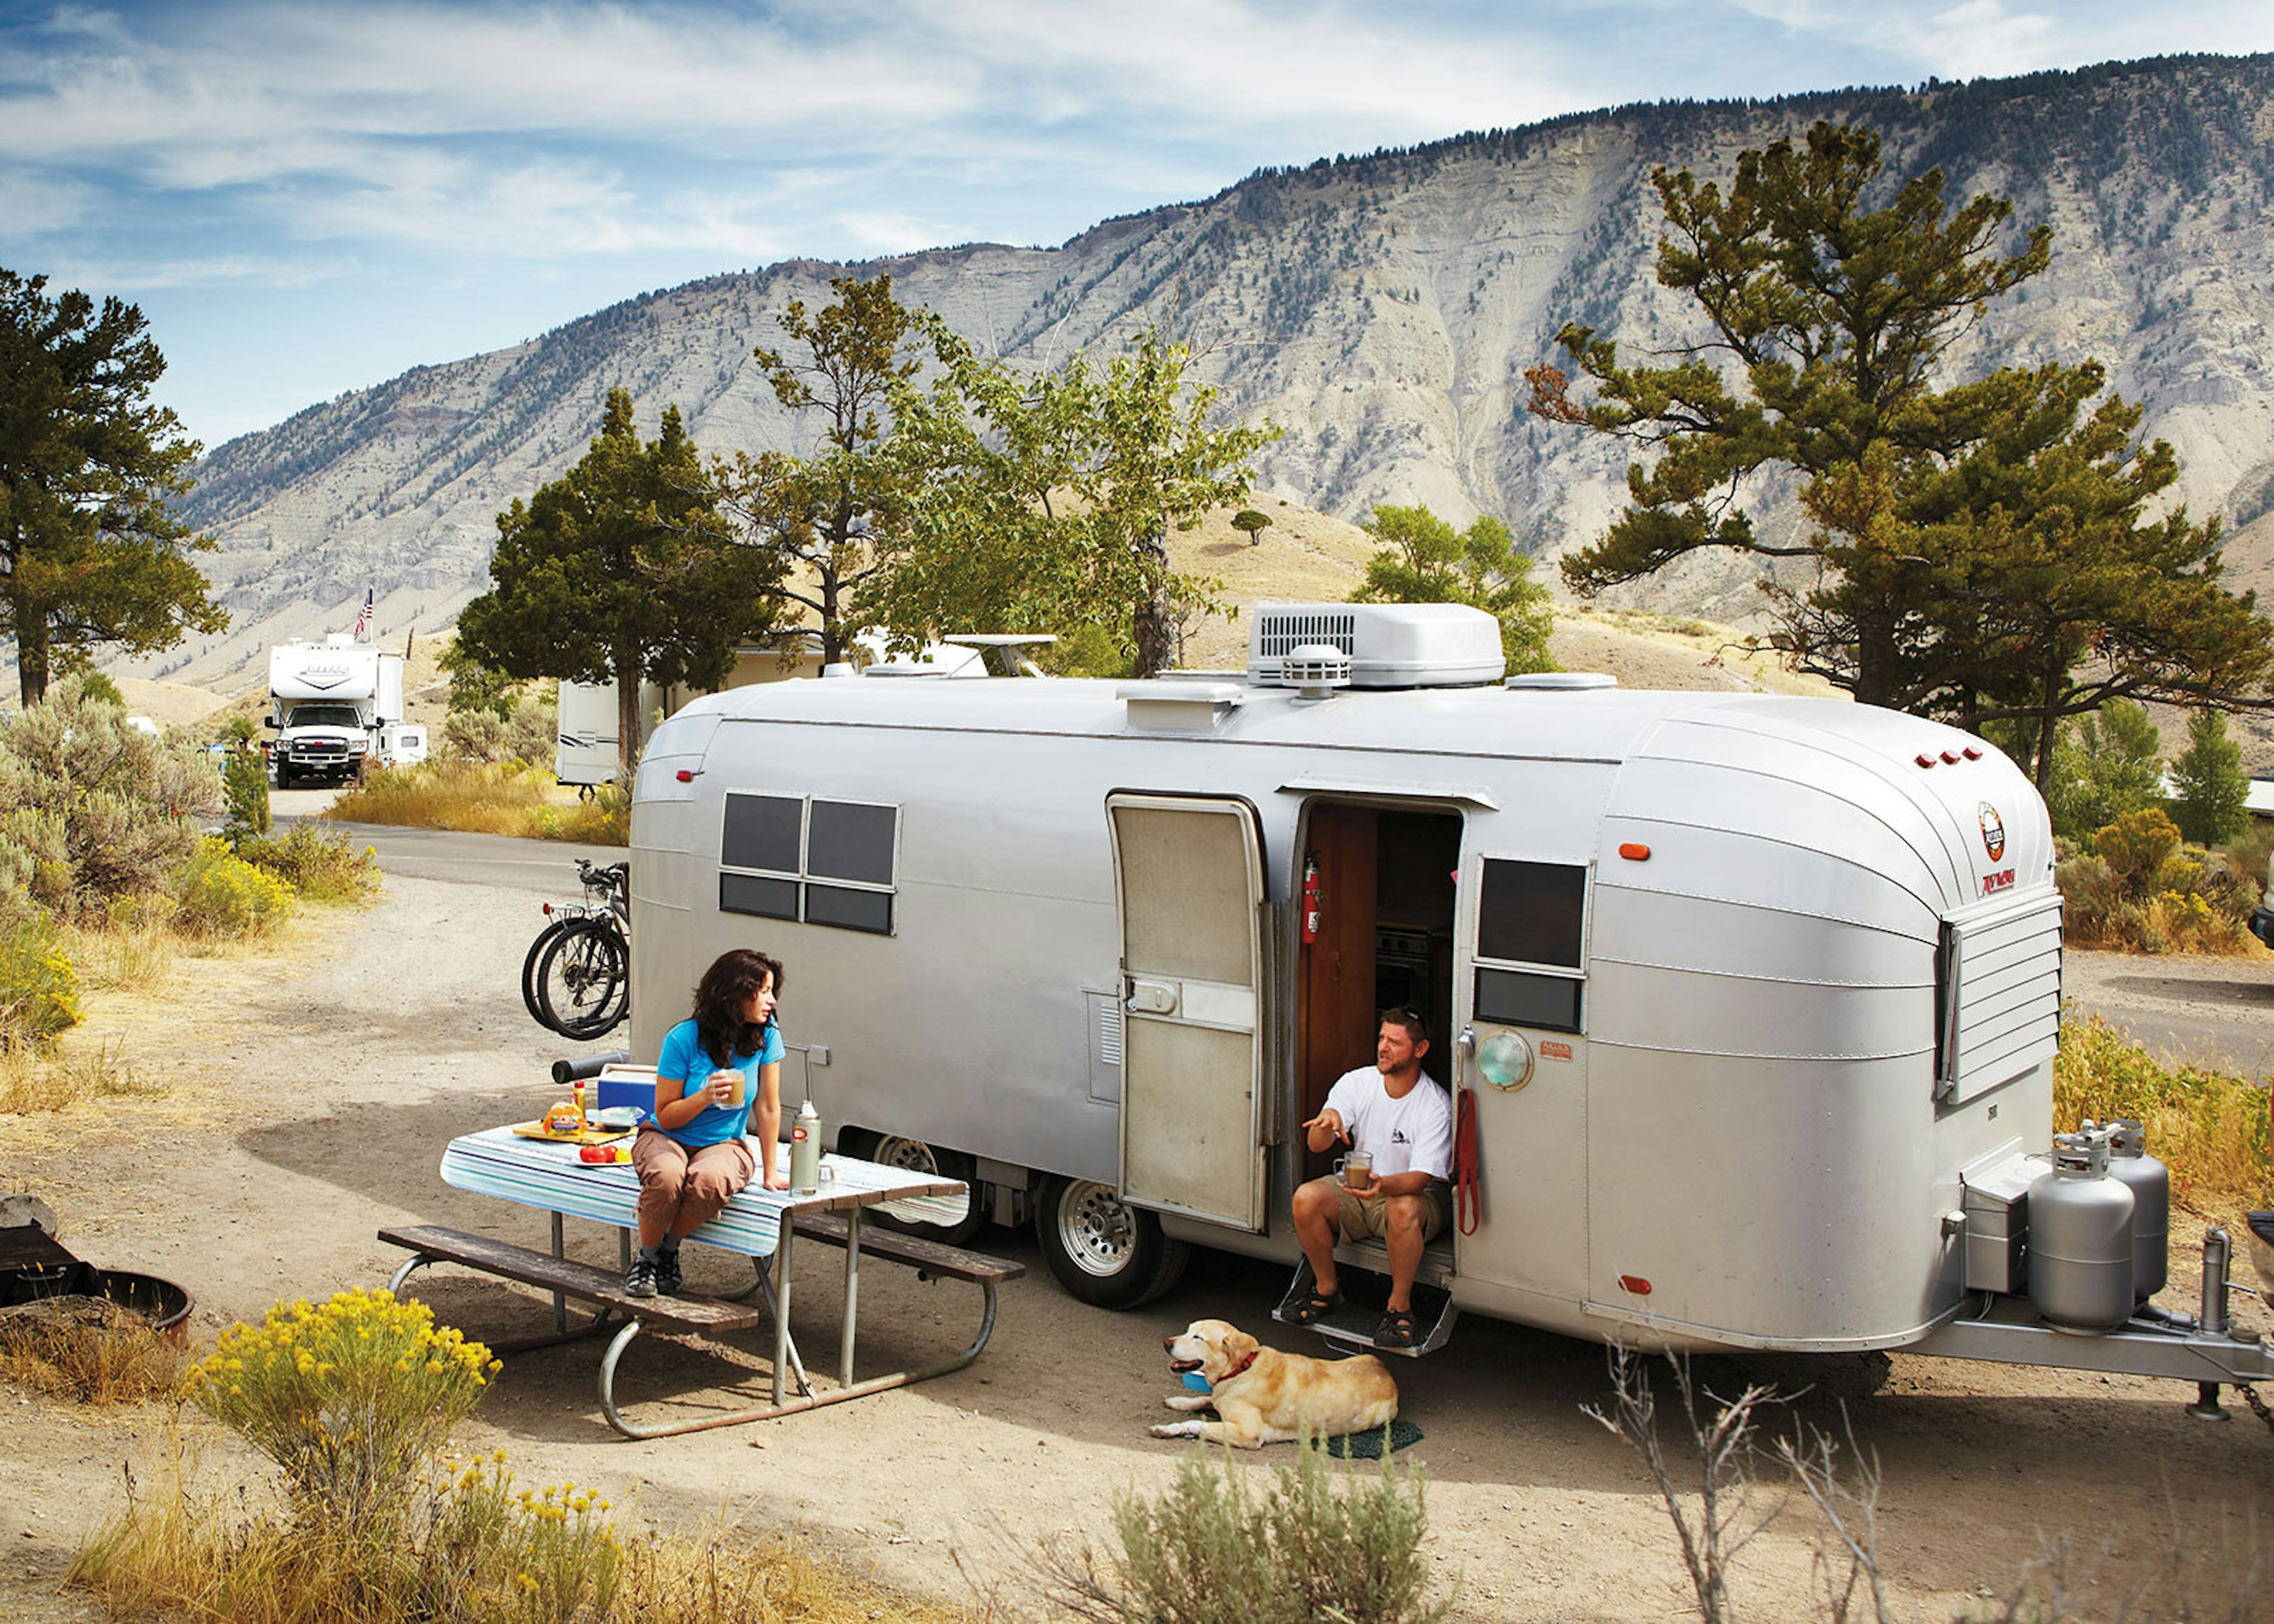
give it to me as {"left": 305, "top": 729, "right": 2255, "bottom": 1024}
{"left": 3, "top": 860, "right": 2268, "bottom": 1623}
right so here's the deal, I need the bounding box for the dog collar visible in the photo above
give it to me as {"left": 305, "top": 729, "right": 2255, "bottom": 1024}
{"left": 1224, "top": 1351, "right": 1257, "bottom": 1381}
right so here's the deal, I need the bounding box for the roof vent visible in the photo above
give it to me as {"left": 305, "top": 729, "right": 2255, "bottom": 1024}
{"left": 1505, "top": 672, "right": 1617, "bottom": 691}
{"left": 1247, "top": 603, "right": 1505, "bottom": 689}
{"left": 1281, "top": 643, "right": 1350, "bottom": 700}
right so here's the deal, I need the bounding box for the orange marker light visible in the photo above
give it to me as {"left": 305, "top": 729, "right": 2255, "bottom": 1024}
{"left": 1617, "top": 842, "right": 1651, "bottom": 861}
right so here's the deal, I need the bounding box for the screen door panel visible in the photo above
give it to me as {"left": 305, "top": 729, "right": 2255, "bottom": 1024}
{"left": 1108, "top": 795, "right": 1267, "bottom": 1231}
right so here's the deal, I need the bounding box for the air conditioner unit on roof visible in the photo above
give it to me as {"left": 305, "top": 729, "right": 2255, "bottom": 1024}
{"left": 1246, "top": 602, "right": 1504, "bottom": 689}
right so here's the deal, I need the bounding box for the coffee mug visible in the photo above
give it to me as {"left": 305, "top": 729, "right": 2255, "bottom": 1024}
{"left": 1336, "top": 1152, "right": 1373, "bottom": 1189}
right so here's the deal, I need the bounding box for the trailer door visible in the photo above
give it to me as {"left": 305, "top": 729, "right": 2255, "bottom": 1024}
{"left": 1107, "top": 793, "right": 1268, "bottom": 1231}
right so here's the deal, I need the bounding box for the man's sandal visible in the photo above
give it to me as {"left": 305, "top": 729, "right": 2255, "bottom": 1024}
{"left": 1287, "top": 1287, "right": 1342, "bottom": 1326}
{"left": 1374, "top": 1308, "right": 1419, "bottom": 1349}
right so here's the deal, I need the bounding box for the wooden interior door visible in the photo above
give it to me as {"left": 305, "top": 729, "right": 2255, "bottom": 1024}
{"left": 1296, "top": 802, "right": 1377, "bottom": 1182}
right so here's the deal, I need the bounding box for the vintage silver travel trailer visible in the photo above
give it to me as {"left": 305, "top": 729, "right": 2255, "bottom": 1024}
{"left": 627, "top": 604, "right": 2268, "bottom": 1401}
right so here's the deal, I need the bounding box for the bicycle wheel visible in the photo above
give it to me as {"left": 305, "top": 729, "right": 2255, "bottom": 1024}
{"left": 535, "top": 919, "right": 629, "bottom": 1039}
{"left": 521, "top": 917, "right": 573, "bottom": 1026}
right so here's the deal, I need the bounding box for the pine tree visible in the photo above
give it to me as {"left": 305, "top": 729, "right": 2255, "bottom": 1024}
{"left": 1527, "top": 123, "right": 2273, "bottom": 790}
{"left": 2167, "top": 709, "right": 2250, "bottom": 847}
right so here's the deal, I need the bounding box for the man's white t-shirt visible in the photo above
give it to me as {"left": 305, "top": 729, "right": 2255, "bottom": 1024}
{"left": 1322, "top": 1066, "right": 1453, "bottom": 1181}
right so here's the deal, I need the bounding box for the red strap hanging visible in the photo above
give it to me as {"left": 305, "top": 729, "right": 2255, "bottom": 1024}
{"left": 1454, "top": 1088, "right": 1481, "bottom": 1236}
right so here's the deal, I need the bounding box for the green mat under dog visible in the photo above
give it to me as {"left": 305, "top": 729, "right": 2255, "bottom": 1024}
{"left": 1323, "top": 1419, "right": 1424, "bottom": 1458}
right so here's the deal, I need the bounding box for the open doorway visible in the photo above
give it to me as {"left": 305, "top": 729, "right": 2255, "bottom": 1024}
{"left": 1295, "top": 802, "right": 1462, "bottom": 1185}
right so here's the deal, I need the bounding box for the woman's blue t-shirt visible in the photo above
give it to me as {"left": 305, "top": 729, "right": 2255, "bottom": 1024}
{"left": 654, "top": 1017, "right": 784, "bottom": 1147}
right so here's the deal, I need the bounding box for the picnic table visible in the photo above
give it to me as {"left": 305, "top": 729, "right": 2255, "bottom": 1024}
{"left": 380, "top": 1125, "right": 1021, "bottom": 1438}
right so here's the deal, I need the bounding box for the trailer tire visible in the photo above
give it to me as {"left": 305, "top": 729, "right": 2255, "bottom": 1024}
{"left": 1035, "top": 1175, "right": 1189, "bottom": 1309}
{"left": 843, "top": 1133, "right": 990, "bottom": 1245}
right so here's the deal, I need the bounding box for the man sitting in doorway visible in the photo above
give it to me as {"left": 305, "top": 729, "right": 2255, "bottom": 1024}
{"left": 1287, "top": 1007, "right": 1454, "bottom": 1349}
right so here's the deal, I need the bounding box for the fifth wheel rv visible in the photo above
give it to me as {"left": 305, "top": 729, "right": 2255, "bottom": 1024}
{"left": 266, "top": 636, "right": 426, "bottom": 786}
{"left": 625, "top": 603, "right": 2269, "bottom": 1407}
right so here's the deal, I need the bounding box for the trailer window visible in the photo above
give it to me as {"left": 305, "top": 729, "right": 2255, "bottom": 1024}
{"left": 719, "top": 792, "right": 898, "bottom": 935}
{"left": 722, "top": 793, "right": 802, "bottom": 873}
{"left": 1474, "top": 967, "right": 1582, "bottom": 1033}
{"left": 1476, "top": 859, "right": 1585, "bottom": 969}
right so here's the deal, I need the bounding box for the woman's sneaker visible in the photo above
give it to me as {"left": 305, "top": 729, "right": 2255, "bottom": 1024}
{"left": 625, "top": 1256, "right": 659, "bottom": 1299}
{"left": 655, "top": 1248, "right": 683, "bottom": 1297}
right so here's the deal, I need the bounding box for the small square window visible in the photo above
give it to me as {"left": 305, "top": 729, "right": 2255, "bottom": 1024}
{"left": 808, "top": 800, "right": 897, "bottom": 885}
{"left": 1478, "top": 859, "right": 1586, "bottom": 969}
{"left": 722, "top": 793, "right": 801, "bottom": 873}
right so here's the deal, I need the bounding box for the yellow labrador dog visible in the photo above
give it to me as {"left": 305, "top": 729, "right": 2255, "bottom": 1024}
{"left": 1151, "top": 1318, "right": 1398, "bottom": 1449}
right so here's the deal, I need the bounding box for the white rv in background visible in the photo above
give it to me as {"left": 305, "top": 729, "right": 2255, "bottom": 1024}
{"left": 265, "top": 636, "right": 425, "bottom": 786}
{"left": 622, "top": 602, "right": 2270, "bottom": 1404}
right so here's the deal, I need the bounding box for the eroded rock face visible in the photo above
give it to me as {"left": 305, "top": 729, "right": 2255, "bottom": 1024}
{"left": 157, "top": 56, "right": 2274, "bottom": 686}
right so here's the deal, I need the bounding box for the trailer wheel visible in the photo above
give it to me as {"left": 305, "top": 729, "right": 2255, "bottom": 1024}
{"left": 846, "top": 1133, "right": 990, "bottom": 1245}
{"left": 1035, "top": 1175, "right": 1189, "bottom": 1309}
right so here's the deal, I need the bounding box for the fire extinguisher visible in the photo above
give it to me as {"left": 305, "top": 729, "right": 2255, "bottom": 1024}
{"left": 1301, "top": 852, "right": 1322, "bottom": 944}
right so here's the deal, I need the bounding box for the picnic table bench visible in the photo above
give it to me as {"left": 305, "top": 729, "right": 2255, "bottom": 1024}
{"left": 380, "top": 1127, "right": 1022, "bottom": 1438}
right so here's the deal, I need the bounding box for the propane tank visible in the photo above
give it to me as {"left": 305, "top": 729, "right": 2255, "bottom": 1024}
{"left": 789, "top": 1098, "right": 822, "bottom": 1195}
{"left": 2103, "top": 1118, "right": 2169, "bottom": 1300}
{"left": 2027, "top": 1126, "right": 2135, "bottom": 1332}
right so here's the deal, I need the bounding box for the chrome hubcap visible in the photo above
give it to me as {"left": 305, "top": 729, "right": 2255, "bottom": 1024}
{"left": 1056, "top": 1181, "right": 1136, "bottom": 1277}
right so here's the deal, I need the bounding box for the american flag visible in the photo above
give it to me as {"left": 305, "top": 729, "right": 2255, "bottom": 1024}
{"left": 353, "top": 589, "right": 373, "bottom": 641}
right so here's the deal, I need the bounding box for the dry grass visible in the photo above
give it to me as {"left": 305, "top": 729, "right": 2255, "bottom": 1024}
{"left": 0, "top": 1298, "right": 184, "bottom": 1404}
{"left": 72, "top": 1438, "right": 975, "bottom": 1624}
{"left": 0, "top": 1037, "right": 158, "bottom": 1114}
{"left": 327, "top": 762, "right": 627, "bottom": 844}
{"left": 59, "top": 911, "right": 178, "bottom": 995}
{"left": 2054, "top": 1011, "right": 2272, "bottom": 1214}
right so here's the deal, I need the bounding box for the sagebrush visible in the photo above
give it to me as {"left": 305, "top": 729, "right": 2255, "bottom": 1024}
{"left": 1032, "top": 1437, "right": 1450, "bottom": 1624}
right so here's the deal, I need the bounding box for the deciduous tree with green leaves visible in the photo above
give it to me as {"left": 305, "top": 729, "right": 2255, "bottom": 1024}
{"left": 2167, "top": 708, "right": 2250, "bottom": 848}
{"left": 1232, "top": 508, "right": 1272, "bottom": 546}
{"left": 1526, "top": 123, "right": 2272, "bottom": 790}
{"left": 877, "top": 326, "right": 1277, "bottom": 676}
{"left": 456, "top": 389, "right": 780, "bottom": 779}
{"left": 1352, "top": 504, "right": 1556, "bottom": 674}
{"left": 0, "top": 268, "right": 227, "bottom": 704}
{"left": 2046, "top": 699, "right": 2164, "bottom": 841}
{"left": 718, "top": 275, "right": 932, "bottom": 667}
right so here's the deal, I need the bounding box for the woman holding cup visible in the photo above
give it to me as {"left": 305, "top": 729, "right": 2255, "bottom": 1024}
{"left": 626, "top": 947, "right": 789, "bottom": 1298}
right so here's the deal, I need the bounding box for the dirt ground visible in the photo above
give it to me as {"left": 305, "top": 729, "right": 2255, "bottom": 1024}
{"left": 2, "top": 872, "right": 2269, "bottom": 1623}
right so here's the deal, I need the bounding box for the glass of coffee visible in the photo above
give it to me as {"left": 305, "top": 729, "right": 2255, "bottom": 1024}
{"left": 709, "top": 1068, "right": 745, "bottom": 1108}
{"left": 1340, "top": 1151, "right": 1373, "bottom": 1188}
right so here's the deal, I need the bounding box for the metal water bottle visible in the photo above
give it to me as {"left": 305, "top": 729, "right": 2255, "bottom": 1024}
{"left": 789, "top": 1099, "right": 821, "bottom": 1194}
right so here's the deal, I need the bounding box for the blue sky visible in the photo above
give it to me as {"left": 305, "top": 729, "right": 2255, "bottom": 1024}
{"left": 4, "top": 1, "right": 2270, "bottom": 450}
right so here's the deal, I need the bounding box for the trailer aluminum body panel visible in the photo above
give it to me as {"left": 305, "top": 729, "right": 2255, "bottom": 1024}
{"left": 619, "top": 635, "right": 2121, "bottom": 1362}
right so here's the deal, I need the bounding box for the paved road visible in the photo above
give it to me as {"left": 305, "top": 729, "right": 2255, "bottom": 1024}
{"left": 2063, "top": 947, "right": 2274, "bottom": 1079}
{"left": 272, "top": 786, "right": 627, "bottom": 890}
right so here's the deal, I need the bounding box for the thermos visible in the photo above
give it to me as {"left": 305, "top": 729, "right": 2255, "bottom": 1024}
{"left": 789, "top": 1099, "right": 821, "bottom": 1194}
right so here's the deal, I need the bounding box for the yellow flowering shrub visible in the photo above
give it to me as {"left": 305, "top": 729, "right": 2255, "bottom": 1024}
{"left": 420, "top": 1455, "right": 622, "bottom": 1623}
{"left": 0, "top": 914, "right": 82, "bottom": 1046}
{"left": 173, "top": 835, "right": 294, "bottom": 939}
{"left": 187, "top": 1288, "right": 499, "bottom": 1525}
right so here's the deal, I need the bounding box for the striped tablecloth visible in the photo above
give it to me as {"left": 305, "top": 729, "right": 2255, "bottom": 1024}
{"left": 438, "top": 1127, "right": 969, "bottom": 1255}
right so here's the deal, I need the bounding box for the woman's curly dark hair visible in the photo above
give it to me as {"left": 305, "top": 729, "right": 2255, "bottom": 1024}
{"left": 691, "top": 948, "right": 783, "bottom": 1070}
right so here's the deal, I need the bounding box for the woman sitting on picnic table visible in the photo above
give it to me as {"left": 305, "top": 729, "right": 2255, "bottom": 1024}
{"left": 627, "top": 947, "right": 789, "bottom": 1298}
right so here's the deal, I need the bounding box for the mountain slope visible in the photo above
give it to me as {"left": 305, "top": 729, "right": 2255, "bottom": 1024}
{"left": 158, "top": 53, "right": 2274, "bottom": 689}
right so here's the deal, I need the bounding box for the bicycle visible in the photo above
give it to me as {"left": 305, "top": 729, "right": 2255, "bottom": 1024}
{"left": 523, "top": 859, "right": 630, "bottom": 1039}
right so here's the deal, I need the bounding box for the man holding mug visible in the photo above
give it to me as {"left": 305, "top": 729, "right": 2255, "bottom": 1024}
{"left": 1287, "top": 1008, "right": 1454, "bottom": 1349}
